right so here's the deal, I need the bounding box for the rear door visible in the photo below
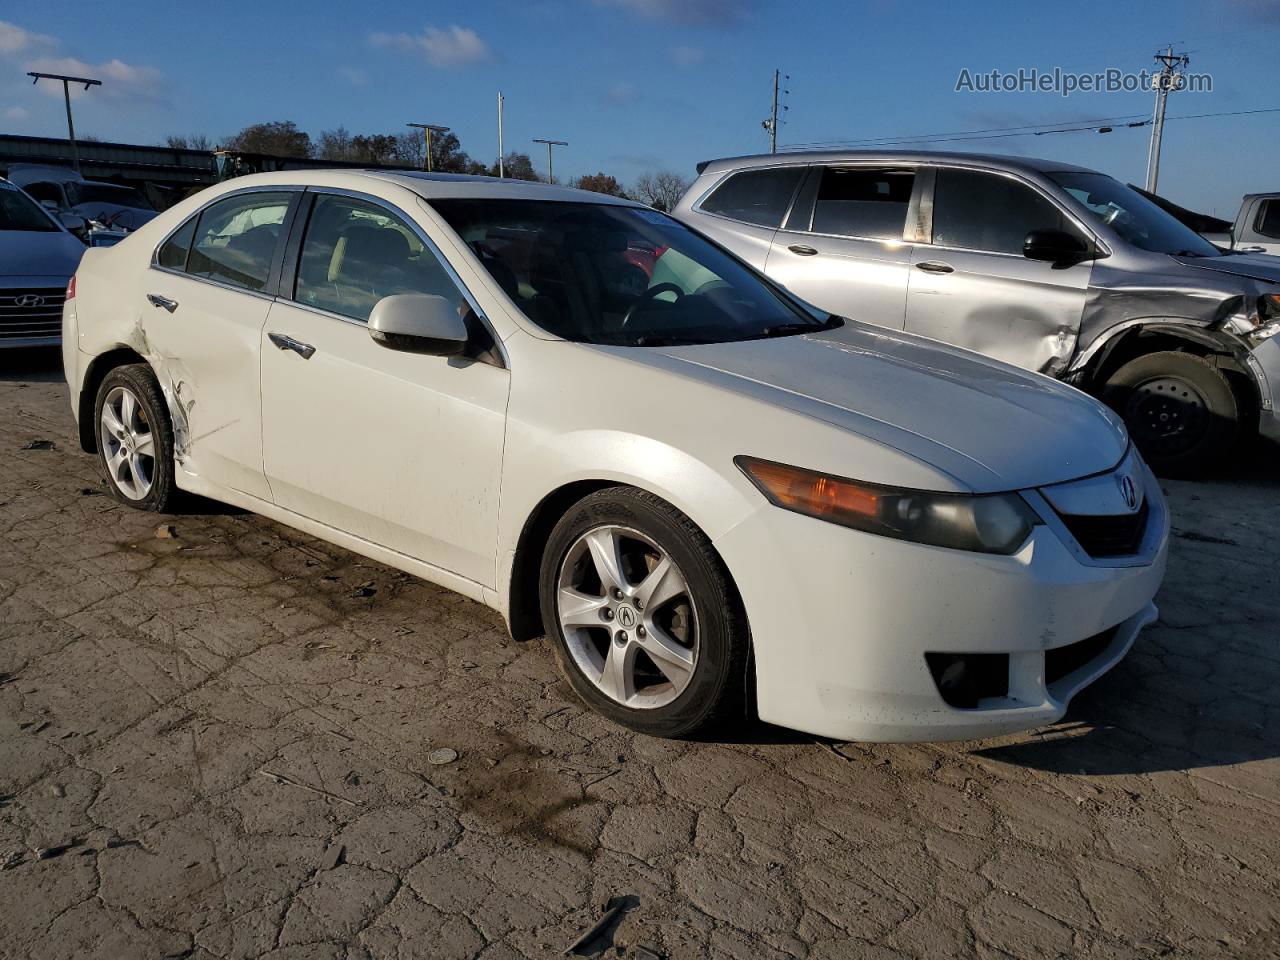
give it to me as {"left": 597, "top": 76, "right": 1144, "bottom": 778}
{"left": 904, "top": 167, "right": 1092, "bottom": 374}
{"left": 765, "top": 164, "right": 918, "bottom": 329}
{"left": 143, "top": 188, "right": 299, "bottom": 500}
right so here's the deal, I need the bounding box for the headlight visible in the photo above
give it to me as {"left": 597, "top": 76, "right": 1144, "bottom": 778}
{"left": 736, "top": 456, "right": 1041, "bottom": 555}
{"left": 1254, "top": 294, "right": 1280, "bottom": 341}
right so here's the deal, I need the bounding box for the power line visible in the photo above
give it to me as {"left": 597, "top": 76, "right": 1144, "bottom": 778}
{"left": 777, "top": 106, "right": 1280, "bottom": 152}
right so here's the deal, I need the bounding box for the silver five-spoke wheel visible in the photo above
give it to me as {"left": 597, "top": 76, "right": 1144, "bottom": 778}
{"left": 99, "top": 385, "right": 156, "bottom": 501}
{"left": 556, "top": 524, "right": 699, "bottom": 709}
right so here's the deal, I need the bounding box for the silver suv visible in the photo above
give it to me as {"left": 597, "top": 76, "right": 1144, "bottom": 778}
{"left": 674, "top": 151, "right": 1280, "bottom": 476}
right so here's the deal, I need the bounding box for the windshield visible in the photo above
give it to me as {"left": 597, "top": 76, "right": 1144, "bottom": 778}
{"left": 430, "top": 199, "right": 832, "bottom": 346}
{"left": 0, "top": 187, "right": 58, "bottom": 232}
{"left": 67, "top": 182, "right": 154, "bottom": 210}
{"left": 1050, "top": 171, "right": 1220, "bottom": 257}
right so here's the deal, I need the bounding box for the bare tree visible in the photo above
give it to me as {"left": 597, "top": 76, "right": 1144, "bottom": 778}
{"left": 316, "top": 126, "right": 355, "bottom": 161}
{"left": 165, "top": 134, "right": 214, "bottom": 151}
{"left": 633, "top": 170, "right": 692, "bottom": 211}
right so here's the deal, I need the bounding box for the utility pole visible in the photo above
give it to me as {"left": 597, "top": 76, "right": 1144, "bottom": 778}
{"left": 28, "top": 71, "right": 102, "bottom": 176}
{"left": 406, "top": 122, "right": 450, "bottom": 173}
{"left": 761, "top": 69, "right": 788, "bottom": 153}
{"left": 497, "top": 92, "right": 505, "bottom": 178}
{"left": 1144, "top": 47, "right": 1189, "bottom": 194}
{"left": 532, "top": 138, "right": 567, "bottom": 183}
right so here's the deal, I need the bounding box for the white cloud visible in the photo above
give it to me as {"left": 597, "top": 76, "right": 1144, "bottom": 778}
{"left": 338, "top": 66, "right": 368, "bottom": 86}
{"left": 369, "top": 25, "right": 492, "bottom": 68}
{"left": 0, "top": 20, "right": 55, "bottom": 55}
{"left": 25, "top": 56, "right": 165, "bottom": 103}
{"left": 669, "top": 45, "right": 704, "bottom": 67}
{"left": 591, "top": 0, "right": 749, "bottom": 26}
{"left": 4, "top": 105, "right": 30, "bottom": 120}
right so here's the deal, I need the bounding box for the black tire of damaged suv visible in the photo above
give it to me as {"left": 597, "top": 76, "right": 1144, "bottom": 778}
{"left": 1102, "top": 351, "right": 1240, "bottom": 478}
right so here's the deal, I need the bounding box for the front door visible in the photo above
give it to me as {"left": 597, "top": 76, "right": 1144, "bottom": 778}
{"left": 142, "top": 189, "right": 297, "bottom": 500}
{"left": 904, "top": 167, "right": 1092, "bottom": 375}
{"left": 260, "top": 192, "right": 510, "bottom": 586}
{"left": 765, "top": 165, "right": 917, "bottom": 329}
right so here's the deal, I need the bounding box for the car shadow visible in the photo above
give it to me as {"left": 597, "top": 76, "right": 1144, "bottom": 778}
{"left": 0, "top": 346, "right": 63, "bottom": 382}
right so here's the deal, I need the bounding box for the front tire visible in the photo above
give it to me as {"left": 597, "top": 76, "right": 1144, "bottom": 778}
{"left": 538, "top": 488, "right": 749, "bottom": 738}
{"left": 1101, "top": 351, "right": 1240, "bottom": 478}
{"left": 94, "top": 364, "right": 179, "bottom": 512}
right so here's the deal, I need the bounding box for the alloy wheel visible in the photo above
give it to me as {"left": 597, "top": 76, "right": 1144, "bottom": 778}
{"left": 555, "top": 524, "right": 699, "bottom": 709}
{"left": 99, "top": 385, "right": 156, "bottom": 500}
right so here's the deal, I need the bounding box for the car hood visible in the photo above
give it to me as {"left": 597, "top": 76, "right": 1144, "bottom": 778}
{"left": 1173, "top": 252, "right": 1280, "bottom": 284}
{"left": 621, "top": 323, "right": 1129, "bottom": 493}
{"left": 0, "top": 229, "right": 85, "bottom": 279}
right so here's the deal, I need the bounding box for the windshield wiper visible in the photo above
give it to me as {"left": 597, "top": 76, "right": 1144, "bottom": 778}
{"left": 758, "top": 314, "right": 843, "bottom": 338}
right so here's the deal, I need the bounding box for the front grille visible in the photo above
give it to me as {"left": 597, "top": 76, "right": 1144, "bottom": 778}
{"left": 0, "top": 288, "right": 65, "bottom": 340}
{"left": 1045, "top": 626, "right": 1119, "bottom": 685}
{"left": 1058, "top": 498, "right": 1150, "bottom": 558}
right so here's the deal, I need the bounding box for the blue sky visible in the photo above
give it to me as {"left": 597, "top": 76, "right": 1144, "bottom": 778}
{"left": 2, "top": 0, "right": 1278, "bottom": 215}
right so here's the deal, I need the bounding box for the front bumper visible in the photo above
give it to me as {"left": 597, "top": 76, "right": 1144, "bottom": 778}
{"left": 715, "top": 457, "right": 1169, "bottom": 742}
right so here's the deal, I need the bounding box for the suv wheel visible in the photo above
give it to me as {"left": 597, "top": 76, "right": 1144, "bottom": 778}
{"left": 94, "top": 364, "right": 179, "bottom": 511}
{"left": 1102, "top": 351, "right": 1240, "bottom": 477}
{"left": 538, "top": 487, "right": 749, "bottom": 738}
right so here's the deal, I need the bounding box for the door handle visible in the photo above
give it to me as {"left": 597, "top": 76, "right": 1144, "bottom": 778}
{"left": 146, "top": 293, "right": 178, "bottom": 312}
{"left": 915, "top": 261, "right": 955, "bottom": 274}
{"left": 787, "top": 244, "right": 819, "bottom": 256}
{"left": 268, "top": 332, "right": 316, "bottom": 360}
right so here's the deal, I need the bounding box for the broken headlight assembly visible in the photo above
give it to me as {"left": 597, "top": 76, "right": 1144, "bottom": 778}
{"left": 1253, "top": 293, "right": 1280, "bottom": 341}
{"left": 736, "top": 456, "right": 1041, "bottom": 555}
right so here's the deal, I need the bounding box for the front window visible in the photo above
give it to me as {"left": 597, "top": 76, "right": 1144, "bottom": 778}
{"left": 293, "top": 194, "right": 467, "bottom": 323}
{"left": 0, "top": 187, "right": 58, "bottom": 232}
{"left": 932, "top": 168, "right": 1080, "bottom": 255}
{"left": 1256, "top": 199, "right": 1280, "bottom": 241}
{"left": 431, "top": 199, "right": 832, "bottom": 346}
{"left": 1050, "top": 171, "right": 1220, "bottom": 257}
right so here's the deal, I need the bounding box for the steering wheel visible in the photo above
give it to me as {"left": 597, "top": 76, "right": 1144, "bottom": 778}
{"left": 621, "top": 282, "right": 684, "bottom": 328}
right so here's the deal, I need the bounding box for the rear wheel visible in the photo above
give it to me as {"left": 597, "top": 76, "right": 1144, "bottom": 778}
{"left": 94, "top": 364, "right": 179, "bottom": 512}
{"left": 538, "top": 488, "right": 748, "bottom": 738}
{"left": 1101, "top": 350, "right": 1240, "bottom": 477}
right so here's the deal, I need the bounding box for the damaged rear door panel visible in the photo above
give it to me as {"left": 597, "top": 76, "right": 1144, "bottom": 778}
{"left": 142, "top": 188, "right": 301, "bottom": 501}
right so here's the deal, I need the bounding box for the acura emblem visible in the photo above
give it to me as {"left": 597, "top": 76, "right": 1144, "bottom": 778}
{"left": 15, "top": 294, "right": 45, "bottom": 308}
{"left": 1117, "top": 474, "right": 1138, "bottom": 511}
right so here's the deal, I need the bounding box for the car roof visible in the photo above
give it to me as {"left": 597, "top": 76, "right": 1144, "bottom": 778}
{"left": 694, "top": 150, "right": 1100, "bottom": 178}
{"left": 208, "top": 169, "right": 643, "bottom": 207}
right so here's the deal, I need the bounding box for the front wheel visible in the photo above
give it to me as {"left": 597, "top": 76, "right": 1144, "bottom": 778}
{"left": 538, "top": 488, "right": 749, "bottom": 738}
{"left": 1101, "top": 351, "right": 1241, "bottom": 478}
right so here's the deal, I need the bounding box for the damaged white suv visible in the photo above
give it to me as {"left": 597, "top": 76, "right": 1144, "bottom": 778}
{"left": 63, "top": 171, "right": 1168, "bottom": 742}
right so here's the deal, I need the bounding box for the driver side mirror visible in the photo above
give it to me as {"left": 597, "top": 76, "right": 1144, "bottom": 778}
{"left": 59, "top": 213, "right": 88, "bottom": 240}
{"left": 368, "top": 294, "right": 469, "bottom": 356}
{"left": 1023, "top": 229, "right": 1093, "bottom": 265}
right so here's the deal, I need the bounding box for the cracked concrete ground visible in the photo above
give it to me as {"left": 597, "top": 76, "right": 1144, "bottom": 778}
{"left": 1, "top": 348, "right": 1278, "bottom": 960}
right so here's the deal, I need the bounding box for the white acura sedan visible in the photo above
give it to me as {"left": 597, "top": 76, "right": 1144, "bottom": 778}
{"left": 62, "top": 171, "right": 1168, "bottom": 742}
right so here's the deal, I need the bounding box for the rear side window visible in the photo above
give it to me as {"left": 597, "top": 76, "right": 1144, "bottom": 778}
{"left": 1256, "top": 199, "right": 1280, "bottom": 240}
{"left": 700, "top": 167, "right": 803, "bottom": 227}
{"left": 932, "top": 169, "right": 1074, "bottom": 254}
{"left": 811, "top": 167, "right": 915, "bottom": 240}
{"left": 157, "top": 217, "right": 197, "bottom": 270}
{"left": 293, "top": 194, "right": 466, "bottom": 323}
{"left": 187, "top": 192, "right": 292, "bottom": 291}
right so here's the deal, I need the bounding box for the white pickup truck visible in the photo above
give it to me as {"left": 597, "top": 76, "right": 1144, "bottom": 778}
{"left": 1202, "top": 193, "right": 1280, "bottom": 255}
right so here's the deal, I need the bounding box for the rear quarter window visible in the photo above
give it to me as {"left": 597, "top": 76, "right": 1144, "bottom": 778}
{"left": 699, "top": 167, "right": 803, "bottom": 228}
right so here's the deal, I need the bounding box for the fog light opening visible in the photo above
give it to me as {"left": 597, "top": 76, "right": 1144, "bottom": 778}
{"left": 926, "top": 652, "right": 1010, "bottom": 709}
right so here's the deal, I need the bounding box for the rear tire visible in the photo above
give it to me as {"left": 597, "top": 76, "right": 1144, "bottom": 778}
{"left": 538, "top": 487, "right": 749, "bottom": 738}
{"left": 93, "top": 364, "right": 179, "bottom": 512}
{"left": 1101, "top": 351, "right": 1239, "bottom": 478}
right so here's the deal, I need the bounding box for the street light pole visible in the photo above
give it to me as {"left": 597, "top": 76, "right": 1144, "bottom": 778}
{"left": 28, "top": 71, "right": 102, "bottom": 176}
{"left": 406, "top": 122, "right": 450, "bottom": 173}
{"left": 1144, "top": 47, "right": 1188, "bottom": 195}
{"left": 497, "top": 92, "right": 505, "bottom": 178}
{"left": 532, "top": 138, "right": 567, "bottom": 184}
